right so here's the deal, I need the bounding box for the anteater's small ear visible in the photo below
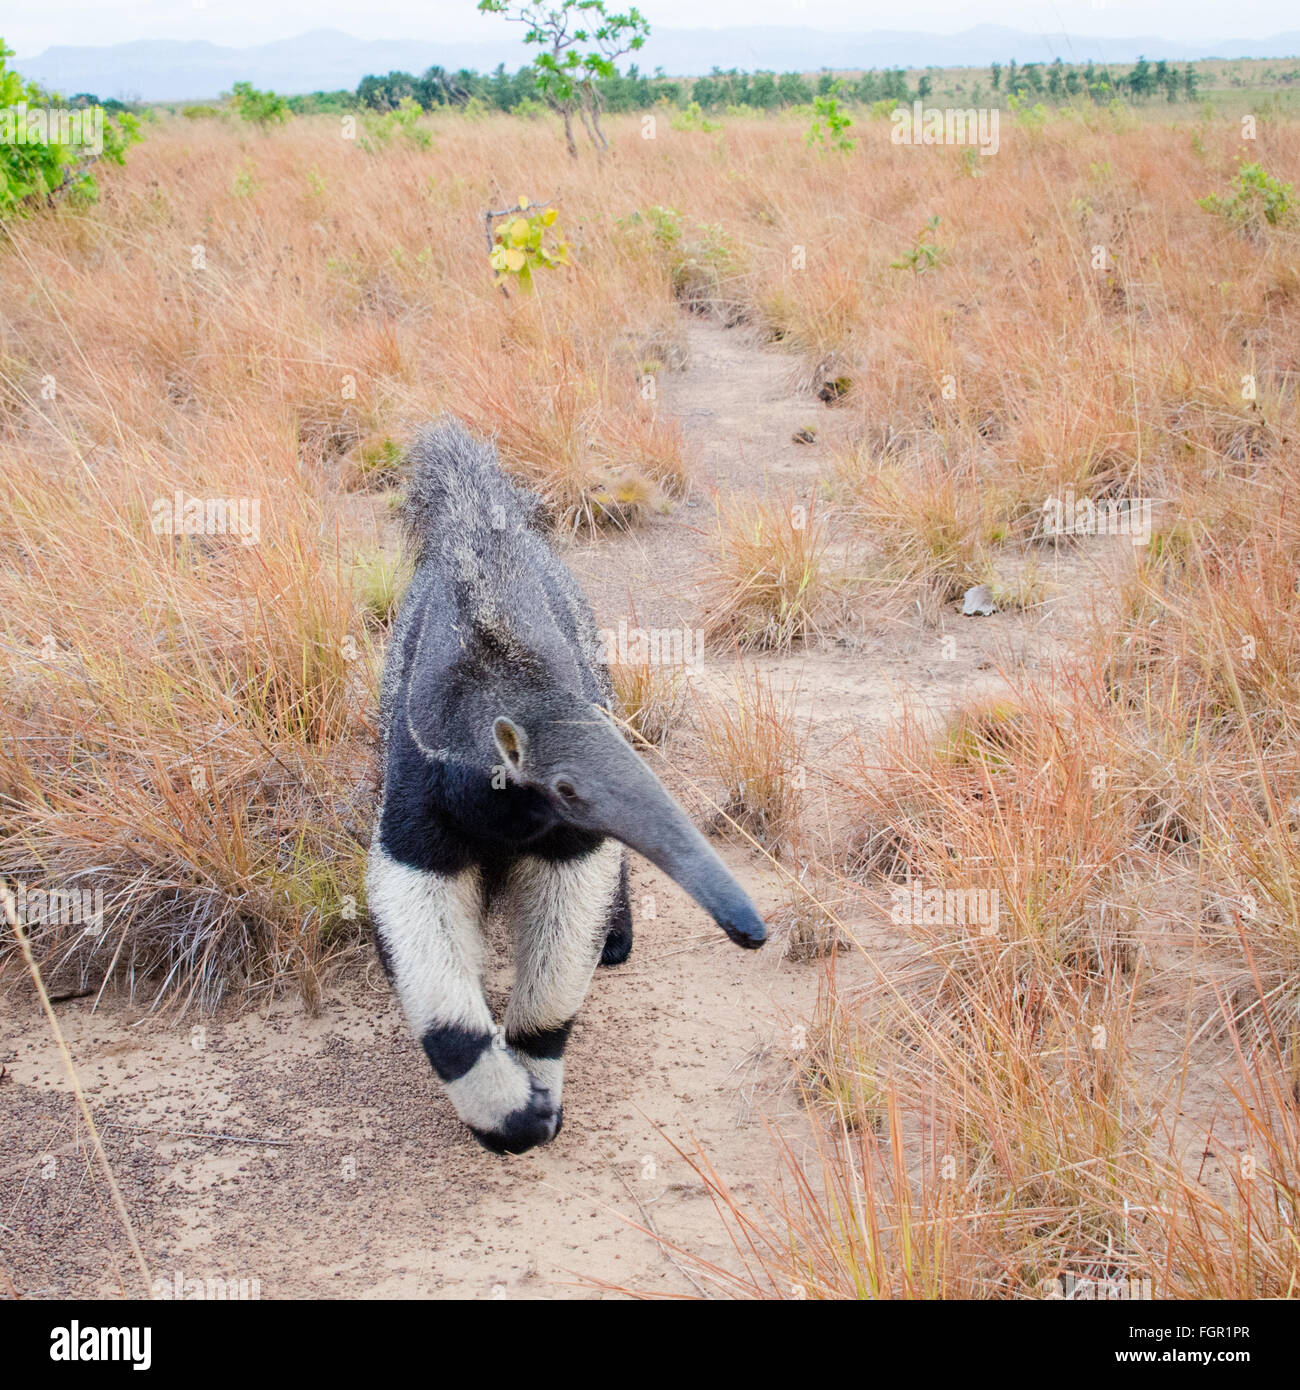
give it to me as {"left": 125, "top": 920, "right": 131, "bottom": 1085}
{"left": 492, "top": 716, "right": 528, "bottom": 775}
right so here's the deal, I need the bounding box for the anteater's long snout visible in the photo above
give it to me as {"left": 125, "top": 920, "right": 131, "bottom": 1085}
{"left": 580, "top": 719, "right": 767, "bottom": 949}
{"left": 615, "top": 807, "right": 768, "bottom": 949}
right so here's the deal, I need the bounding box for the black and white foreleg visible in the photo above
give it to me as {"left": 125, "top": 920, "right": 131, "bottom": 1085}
{"left": 502, "top": 840, "right": 623, "bottom": 1116}
{"left": 365, "top": 841, "right": 560, "bottom": 1154}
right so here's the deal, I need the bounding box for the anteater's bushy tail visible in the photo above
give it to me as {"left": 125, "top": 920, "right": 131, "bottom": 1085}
{"left": 400, "top": 417, "right": 542, "bottom": 561}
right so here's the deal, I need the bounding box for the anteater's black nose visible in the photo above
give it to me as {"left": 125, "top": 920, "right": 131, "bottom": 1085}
{"left": 719, "top": 905, "right": 767, "bottom": 949}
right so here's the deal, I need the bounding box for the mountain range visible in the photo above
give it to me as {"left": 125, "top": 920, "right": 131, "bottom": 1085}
{"left": 13, "top": 25, "right": 1300, "bottom": 103}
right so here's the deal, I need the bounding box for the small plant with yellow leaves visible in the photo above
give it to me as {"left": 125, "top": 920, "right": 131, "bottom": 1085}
{"left": 588, "top": 472, "right": 655, "bottom": 529}
{"left": 486, "top": 196, "right": 571, "bottom": 293}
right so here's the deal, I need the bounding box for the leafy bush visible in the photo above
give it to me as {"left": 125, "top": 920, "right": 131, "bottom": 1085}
{"left": 360, "top": 97, "right": 432, "bottom": 150}
{"left": 231, "top": 81, "right": 290, "bottom": 127}
{"left": 0, "top": 42, "right": 139, "bottom": 218}
{"left": 1007, "top": 91, "right": 1051, "bottom": 131}
{"left": 671, "top": 100, "right": 720, "bottom": 133}
{"left": 1199, "top": 160, "right": 1294, "bottom": 230}
{"left": 642, "top": 203, "right": 683, "bottom": 247}
{"left": 806, "top": 82, "right": 855, "bottom": 152}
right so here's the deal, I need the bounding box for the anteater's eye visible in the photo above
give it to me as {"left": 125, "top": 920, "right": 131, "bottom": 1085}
{"left": 554, "top": 778, "right": 579, "bottom": 801}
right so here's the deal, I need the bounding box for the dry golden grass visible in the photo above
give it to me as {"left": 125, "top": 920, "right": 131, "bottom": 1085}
{"left": 610, "top": 654, "right": 688, "bottom": 747}
{"left": 702, "top": 493, "right": 832, "bottom": 650}
{"left": 694, "top": 667, "right": 805, "bottom": 854}
{"left": 2, "top": 101, "right": 1299, "bottom": 1295}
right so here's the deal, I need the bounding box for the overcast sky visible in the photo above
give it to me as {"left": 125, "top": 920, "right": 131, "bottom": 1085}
{"left": 6, "top": 0, "right": 1296, "bottom": 58}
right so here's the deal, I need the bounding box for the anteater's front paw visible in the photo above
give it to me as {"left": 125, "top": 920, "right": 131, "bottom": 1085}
{"left": 469, "top": 1078, "right": 563, "bottom": 1155}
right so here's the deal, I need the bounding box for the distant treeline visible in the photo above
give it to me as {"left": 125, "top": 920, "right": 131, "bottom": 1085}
{"left": 77, "top": 54, "right": 1251, "bottom": 119}
{"left": 280, "top": 63, "right": 913, "bottom": 116}
{"left": 992, "top": 57, "right": 1200, "bottom": 102}
{"left": 693, "top": 68, "right": 912, "bottom": 107}
{"left": 337, "top": 63, "right": 674, "bottom": 114}
{"left": 269, "top": 56, "right": 1207, "bottom": 118}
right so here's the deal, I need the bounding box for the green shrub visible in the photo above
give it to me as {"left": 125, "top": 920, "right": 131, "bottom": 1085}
{"left": 806, "top": 82, "right": 855, "bottom": 152}
{"left": 671, "top": 100, "right": 720, "bottom": 133}
{"left": 1199, "top": 161, "right": 1294, "bottom": 230}
{"left": 0, "top": 42, "right": 139, "bottom": 218}
{"left": 231, "top": 81, "right": 290, "bottom": 127}
{"left": 1007, "top": 92, "right": 1051, "bottom": 132}
{"left": 361, "top": 97, "right": 432, "bottom": 150}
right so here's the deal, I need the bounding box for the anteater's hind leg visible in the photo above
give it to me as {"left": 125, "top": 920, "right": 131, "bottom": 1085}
{"left": 503, "top": 840, "right": 623, "bottom": 1123}
{"left": 599, "top": 853, "right": 633, "bottom": 966}
{"left": 365, "top": 842, "right": 560, "bottom": 1155}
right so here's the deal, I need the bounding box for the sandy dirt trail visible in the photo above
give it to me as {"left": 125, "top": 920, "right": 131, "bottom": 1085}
{"left": 1, "top": 320, "right": 1070, "bottom": 1299}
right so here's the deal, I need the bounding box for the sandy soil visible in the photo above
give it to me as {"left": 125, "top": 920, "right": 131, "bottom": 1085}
{"left": 0, "top": 318, "right": 1107, "bottom": 1300}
